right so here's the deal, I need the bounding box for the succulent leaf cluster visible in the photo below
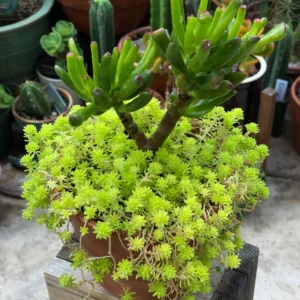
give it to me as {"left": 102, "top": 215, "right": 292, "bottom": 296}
{"left": 40, "top": 21, "right": 81, "bottom": 69}
{"left": 22, "top": 101, "right": 268, "bottom": 298}
{"left": 0, "top": 84, "right": 14, "bottom": 110}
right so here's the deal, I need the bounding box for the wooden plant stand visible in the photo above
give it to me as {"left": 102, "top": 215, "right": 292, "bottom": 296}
{"left": 44, "top": 241, "right": 259, "bottom": 300}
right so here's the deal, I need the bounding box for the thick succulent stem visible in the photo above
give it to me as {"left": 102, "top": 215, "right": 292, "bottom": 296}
{"left": 148, "top": 92, "right": 190, "bottom": 151}
{"left": 116, "top": 111, "right": 150, "bottom": 151}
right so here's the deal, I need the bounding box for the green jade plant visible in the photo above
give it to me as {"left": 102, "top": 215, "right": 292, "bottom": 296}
{"left": 40, "top": 21, "right": 81, "bottom": 70}
{"left": 22, "top": 0, "right": 286, "bottom": 299}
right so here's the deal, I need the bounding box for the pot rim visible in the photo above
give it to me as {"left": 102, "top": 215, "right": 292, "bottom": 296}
{"left": 36, "top": 68, "right": 61, "bottom": 83}
{"left": 117, "top": 26, "right": 151, "bottom": 51}
{"left": 241, "top": 55, "right": 267, "bottom": 84}
{"left": 291, "top": 76, "right": 300, "bottom": 108}
{"left": 12, "top": 87, "right": 73, "bottom": 124}
{"left": 0, "top": 0, "right": 54, "bottom": 33}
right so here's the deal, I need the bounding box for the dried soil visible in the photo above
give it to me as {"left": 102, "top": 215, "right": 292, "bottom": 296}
{"left": 0, "top": 0, "right": 41, "bottom": 27}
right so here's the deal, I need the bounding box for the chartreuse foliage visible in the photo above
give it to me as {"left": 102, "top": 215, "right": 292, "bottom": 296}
{"left": 22, "top": 102, "right": 268, "bottom": 299}
{"left": 23, "top": 0, "right": 284, "bottom": 299}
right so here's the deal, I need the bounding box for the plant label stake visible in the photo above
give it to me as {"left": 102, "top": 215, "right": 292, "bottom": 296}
{"left": 46, "top": 82, "right": 67, "bottom": 114}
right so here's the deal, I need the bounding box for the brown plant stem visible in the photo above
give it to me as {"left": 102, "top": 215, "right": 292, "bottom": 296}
{"left": 115, "top": 92, "right": 190, "bottom": 152}
{"left": 148, "top": 92, "right": 191, "bottom": 152}
{"left": 116, "top": 111, "right": 151, "bottom": 151}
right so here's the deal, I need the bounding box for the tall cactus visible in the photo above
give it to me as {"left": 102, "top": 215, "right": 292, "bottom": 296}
{"left": 0, "top": 0, "right": 19, "bottom": 17}
{"left": 263, "top": 25, "right": 293, "bottom": 89}
{"left": 20, "top": 81, "right": 53, "bottom": 118}
{"left": 89, "top": 0, "right": 115, "bottom": 58}
{"left": 150, "top": 0, "right": 172, "bottom": 33}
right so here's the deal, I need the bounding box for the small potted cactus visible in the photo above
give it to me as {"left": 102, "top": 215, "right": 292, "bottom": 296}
{"left": 37, "top": 21, "right": 83, "bottom": 105}
{"left": 0, "top": 84, "right": 14, "bottom": 156}
{"left": 12, "top": 81, "right": 73, "bottom": 130}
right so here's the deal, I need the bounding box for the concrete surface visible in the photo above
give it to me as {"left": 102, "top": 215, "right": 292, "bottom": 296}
{"left": 0, "top": 132, "right": 300, "bottom": 300}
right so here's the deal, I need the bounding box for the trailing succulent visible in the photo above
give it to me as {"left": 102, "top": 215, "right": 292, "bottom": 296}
{"left": 40, "top": 21, "right": 81, "bottom": 70}
{"left": 23, "top": 0, "right": 285, "bottom": 299}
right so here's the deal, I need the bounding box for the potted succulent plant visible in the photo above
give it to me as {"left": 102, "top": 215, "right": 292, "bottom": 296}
{"left": 118, "top": 0, "right": 173, "bottom": 99}
{"left": 290, "top": 76, "right": 300, "bottom": 155}
{"left": 22, "top": 0, "right": 285, "bottom": 299}
{"left": 0, "top": 84, "right": 14, "bottom": 156}
{"left": 0, "top": 0, "right": 54, "bottom": 93}
{"left": 56, "top": 0, "right": 149, "bottom": 36}
{"left": 37, "top": 20, "right": 83, "bottom": 105}
{"left": 13, "top": 81, "right": 73, "bottom": 130}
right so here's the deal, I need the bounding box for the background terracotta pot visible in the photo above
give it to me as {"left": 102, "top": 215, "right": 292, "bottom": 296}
{"left": 290, "top": 76, "right": 300, "bottom": 155}
{"left": 71, "top": 213, "right": 156, "bottom": 300}
{"left": 57, "top": 0, "right": 149, "bottom": 35}
{"left": 118, "top": 26, "right": 171, "bottom": 98}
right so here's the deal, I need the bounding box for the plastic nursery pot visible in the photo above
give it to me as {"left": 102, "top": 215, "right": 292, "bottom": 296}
{"left": 0, "top": 86, "right": 13, "bottom": 157}
{"left": 290, "top": 76, "right": 300, "bottom": 156}
{"left": 224, "top": 56, "right": 267, "bottom": 124}
{"left": 71, "top": 213, "right": 157, "bottom": 300}
{"left": 118, "top": 26, "right": 171, "bottom": 98}
{"left": 12, "top": 87, "right": 73, "bottom": 131}
{"left": 0, "top": 0, "right": 55, "bottom": 94}
{"left": 56, "top": 0, "right": 149, "bottom": 36}
{"left": 36, "top": 55, "right": 83, "bottom": 105}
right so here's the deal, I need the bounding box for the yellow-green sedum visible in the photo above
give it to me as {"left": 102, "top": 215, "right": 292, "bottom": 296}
{"left": 22, "top": 100, "right": 268, "bottom": 299}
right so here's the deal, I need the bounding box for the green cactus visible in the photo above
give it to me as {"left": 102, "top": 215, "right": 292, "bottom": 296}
{"left": 89, "top": 0, "right": 115, "bottom": 58}
{"left": 20, "top": 81, "right": 53, "bottom": 118}
{"left": 263, "top": 24, "right": 293, "bottom": 89}
{"left": 0, "top": 85, "right": 14, "bottom": 110}
{"left": 0, "top": 0, "right": 19, "bottom": 17}
{"left": 150, "top": 0, "right": 172, "bottom": 33}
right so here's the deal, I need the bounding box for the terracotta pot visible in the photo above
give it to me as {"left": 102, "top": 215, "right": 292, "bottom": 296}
{"left": 12, "top": 87, "right": 73, "bottom": 130}
{"left": 290, "top": 76, "right": 300, "bottom": 155}
{"left": 56, "top": 0, "right": 149, "bottom": 35}
{"left": 146, "top": 88, "right": 165, "bottom": 108}
{"left": 118, "top": 26, "right": 171, "bottom": 98}
{"left": 71, "top": 213, "right": 156, "bottom": 300}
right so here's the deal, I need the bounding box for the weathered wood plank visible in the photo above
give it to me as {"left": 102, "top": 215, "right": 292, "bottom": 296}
{"left": 45, "top": 257, "right": 118, "bottom": 300}
{"left": 257, "top": 88, "right": 277, "bottom": 170}
{"left": 45, "top": 243, "right": 259, "bottom": 300}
